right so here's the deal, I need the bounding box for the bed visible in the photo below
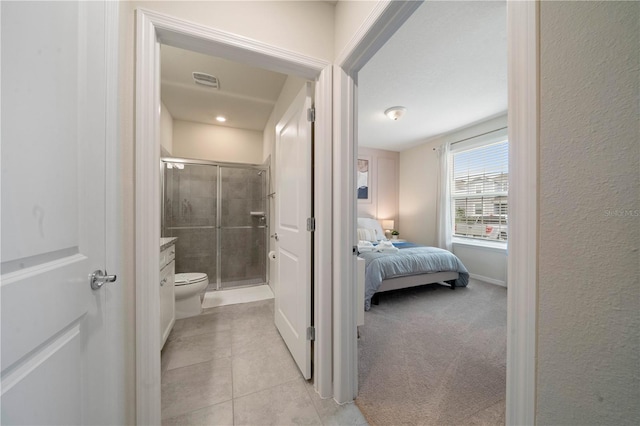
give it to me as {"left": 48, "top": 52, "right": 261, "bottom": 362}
{"left": 357, "top": 218, "right": 469, "bottom": 311}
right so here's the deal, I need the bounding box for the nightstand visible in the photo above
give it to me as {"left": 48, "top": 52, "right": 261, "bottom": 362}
{"left": 391, "top": 238, "right": 406, "bottom": 243}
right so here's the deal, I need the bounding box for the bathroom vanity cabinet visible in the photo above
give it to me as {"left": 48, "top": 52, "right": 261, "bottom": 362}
{"left": 160, "top": 238, "right": 177, "bottom": 349}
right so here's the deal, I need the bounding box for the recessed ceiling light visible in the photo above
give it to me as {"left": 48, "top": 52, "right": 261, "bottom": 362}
{"left": 384, "top": 106, "right": 407, "bottom": 121}
{"left": 216, "top": 116, "right": 227, "bottom": 122}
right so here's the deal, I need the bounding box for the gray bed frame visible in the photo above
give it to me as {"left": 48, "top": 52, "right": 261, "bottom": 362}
{"left": 371, "top": 271, "right": 459, "bottom": 305}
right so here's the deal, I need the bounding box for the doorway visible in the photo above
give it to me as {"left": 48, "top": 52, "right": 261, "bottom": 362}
{"left": 354, "top": 2, "right": 508, "bottom": 423}
{"left": 135, "top": 9, "right": 332, "bottom": 424}
{"left": 334, "top": 1, "right": 538, "bottom": 423}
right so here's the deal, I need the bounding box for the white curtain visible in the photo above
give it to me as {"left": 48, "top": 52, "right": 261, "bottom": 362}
{"left": 436, "top": 142, "right": 453, "bottom": 251}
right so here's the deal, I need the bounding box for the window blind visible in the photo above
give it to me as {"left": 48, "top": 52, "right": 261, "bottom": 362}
{"left": 451, "top": 140, "right": 508, "bottom": 241}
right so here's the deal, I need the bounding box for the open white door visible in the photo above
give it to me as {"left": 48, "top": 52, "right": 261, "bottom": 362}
{"left": 1, "top": 2, "right": 118, "bottom": 424}
{"left": 274, "top": 83, "right": 313, "bottom": 379}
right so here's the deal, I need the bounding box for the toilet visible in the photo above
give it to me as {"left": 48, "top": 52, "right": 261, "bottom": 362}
{"left": 174, "top": 272, "right": 209, "bottom": 319}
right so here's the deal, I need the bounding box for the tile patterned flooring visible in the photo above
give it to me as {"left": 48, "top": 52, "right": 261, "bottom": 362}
{"left": 161, "top": 298, "right": 368, "bottom": 425}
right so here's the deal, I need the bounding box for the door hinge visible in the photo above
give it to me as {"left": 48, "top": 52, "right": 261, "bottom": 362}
{"left": 307, "top": 107, "right": 315, "bottom": 123}
{"left": 306, "top": 217, "right": 316, "bottom": 232}
{"left": 307, "top": 326, "right": 315, "bottom": 341}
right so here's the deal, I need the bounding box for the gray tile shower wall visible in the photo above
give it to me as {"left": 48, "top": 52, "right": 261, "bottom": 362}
{"left": 220, "top": 228, "right": 266, "bottom": 284}
{"left": 165, "top": 228, "right": 217, "bottom": 280}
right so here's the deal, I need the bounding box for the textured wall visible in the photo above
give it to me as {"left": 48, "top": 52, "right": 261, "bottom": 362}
{"left": 537, "top": 1, "right": 640, "bottom": 424}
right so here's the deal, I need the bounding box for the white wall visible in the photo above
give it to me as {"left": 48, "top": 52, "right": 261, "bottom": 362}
{"left": 172, "top": 120, "right": 263, "bottom": 164}
{"left": 134, "top": 1, "right": 335, "bottom": 63}
{"left": 334, "top": 1, "right": 378, "bottom": 60}
{"left": 357, "top": 147, "right": 399, "bottom": 231}
{"left": 537, "top": 1, "right": 639, "bottom": 424}
{"left": 399, "top": 114, "right": 508, "bottom": 284}
{"left": 160, "top": 101, "right": 173, "bottom": 155}
{"left": 452, "top": 243, "right": 507, "bottom": 287}
{"left": 399, "top": 139, "right": 439, "bottom": 246}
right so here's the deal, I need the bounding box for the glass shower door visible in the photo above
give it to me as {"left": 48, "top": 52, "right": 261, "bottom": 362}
{"left": 219, "top": 166, "right": 267, "bottom": 289}
{"left": 163, "top": 163, "right": 218, "bottom": 290}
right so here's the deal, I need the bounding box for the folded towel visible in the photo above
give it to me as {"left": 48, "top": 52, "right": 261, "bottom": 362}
{"left": 358, "top": 246, "right": 375, "bottom": 253}
{"left": 376, "top": 240, "right": 399, "bottom": 253}
{"left": 378, "top": 247, "right": 399, "bottom": 253}
{"left": 357, "top": 240, "right": 376, "bottom": 253}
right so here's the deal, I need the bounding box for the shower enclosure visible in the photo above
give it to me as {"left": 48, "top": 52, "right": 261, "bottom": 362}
{"left": 162, "top": 158, "right": 268, "bottom": 290}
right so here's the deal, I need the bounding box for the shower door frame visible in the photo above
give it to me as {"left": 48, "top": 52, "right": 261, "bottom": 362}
{"left": 161, "top": 156, "right": 270, "bottom": 291}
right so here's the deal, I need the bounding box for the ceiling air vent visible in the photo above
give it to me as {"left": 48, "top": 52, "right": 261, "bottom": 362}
{"left": 192, "top": 72, "right": 220, "bottom": 89}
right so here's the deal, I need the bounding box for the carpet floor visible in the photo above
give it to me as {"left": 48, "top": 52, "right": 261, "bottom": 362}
{"left": 356, "top": 279, "right": 507, "bottom": 426}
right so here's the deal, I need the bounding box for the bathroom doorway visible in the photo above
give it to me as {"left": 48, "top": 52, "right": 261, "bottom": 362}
{"left": 162, "top": 159, "right": 269, "bottom": 291}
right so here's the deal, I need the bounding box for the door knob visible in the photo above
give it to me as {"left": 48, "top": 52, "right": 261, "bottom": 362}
{"left": 90, "top": 270, "right": 117, "bottom": 290}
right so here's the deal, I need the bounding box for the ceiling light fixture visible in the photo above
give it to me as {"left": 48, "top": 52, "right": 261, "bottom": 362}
{"left": 216, "top": 116, "right": 227, "bottom": 123}
{"left": 384, "top": 106, "right": 407, "bottom": 121}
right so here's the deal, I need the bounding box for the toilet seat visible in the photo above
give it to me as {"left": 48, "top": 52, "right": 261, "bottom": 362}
{"left": 175, "top": 272, "right": 208, "bottom": 286}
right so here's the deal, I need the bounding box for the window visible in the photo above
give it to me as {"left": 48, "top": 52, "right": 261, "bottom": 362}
{"left": 451, "top": 139, "right": 508, "bottom": 241}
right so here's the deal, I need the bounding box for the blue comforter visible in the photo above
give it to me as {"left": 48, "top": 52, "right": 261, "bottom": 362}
{"left": 359, "top": 245, "right": 469, "bottom": 310}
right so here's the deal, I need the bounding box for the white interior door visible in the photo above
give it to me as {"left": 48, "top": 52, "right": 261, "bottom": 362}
{"left": 1, "top": 2, "right": 116, "bottom": 424}
{"left": 274, "top": 83, "right": 313, "bottom": 379}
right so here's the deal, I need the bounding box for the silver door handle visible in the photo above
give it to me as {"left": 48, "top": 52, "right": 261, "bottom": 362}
{"left": 271, "top": 233, "right": 279, "bottom": 241}
{"left": 90, "top": 270, "right": 117, "bottom": 290}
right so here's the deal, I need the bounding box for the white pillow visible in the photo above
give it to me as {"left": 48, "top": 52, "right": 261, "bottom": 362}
{"left": 357, "top": 228, "right": 377, "bottom": 242}
{"left": 357, "top": 218, "right": 385, "bottom": 241}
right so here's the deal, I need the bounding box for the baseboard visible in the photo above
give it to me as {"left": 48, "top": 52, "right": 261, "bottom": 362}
{"left": 469, "top": 273, "right": 507, "bottom": 287}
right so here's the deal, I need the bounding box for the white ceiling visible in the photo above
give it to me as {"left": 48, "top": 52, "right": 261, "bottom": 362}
{"left": 358, "top": 1, "right": 507, "bottom": 152}
{"left": 160, "top": 45, "right": 288, "bottom": 131}
{"left": 160, "top": 2, "right": 505, "bottom": 143}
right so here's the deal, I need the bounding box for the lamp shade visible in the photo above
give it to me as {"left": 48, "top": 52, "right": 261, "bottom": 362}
{"left": 382, "top": 220, "right": 394, "bottom": 230}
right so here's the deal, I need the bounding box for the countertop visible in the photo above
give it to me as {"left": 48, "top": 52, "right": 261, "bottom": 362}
{"left": 160, "top": 237, "right": 178, "bottom": 251}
